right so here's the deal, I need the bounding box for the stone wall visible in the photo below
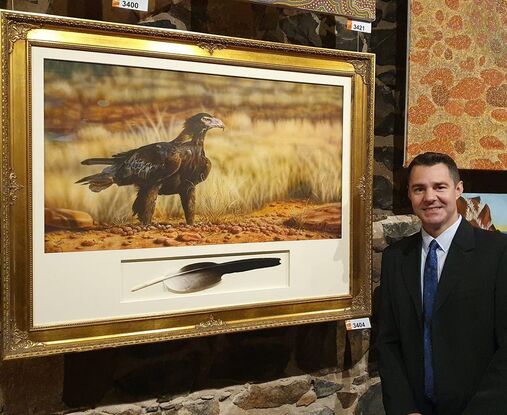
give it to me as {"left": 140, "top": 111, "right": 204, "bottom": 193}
{"left": 0, "top": 1, "right": 410, "bottom": 414}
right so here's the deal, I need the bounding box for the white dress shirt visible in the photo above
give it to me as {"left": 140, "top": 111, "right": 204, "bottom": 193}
{"left": 420, "top": 215, "right": 462, "bottom": 294}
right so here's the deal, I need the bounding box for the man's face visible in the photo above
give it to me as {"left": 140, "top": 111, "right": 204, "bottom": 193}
{"left": 408, "top": 163, "right": 463, "bottom": 237}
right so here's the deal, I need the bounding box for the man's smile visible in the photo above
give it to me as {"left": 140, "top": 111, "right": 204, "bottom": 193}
{"left": 423, "top": 206, "right": 443, "bottom": 211}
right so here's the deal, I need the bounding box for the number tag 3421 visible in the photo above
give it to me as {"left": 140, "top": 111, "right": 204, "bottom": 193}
{"left": 112, "top": 0, "right": 149, "bottom": 12}
{"left": 346, "top": 20, "right": 372, "bottom": 34}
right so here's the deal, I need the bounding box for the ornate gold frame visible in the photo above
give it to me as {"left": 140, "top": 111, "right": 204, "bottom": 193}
{"left": 0, "top": 11, "right": 374, "bottom": 359}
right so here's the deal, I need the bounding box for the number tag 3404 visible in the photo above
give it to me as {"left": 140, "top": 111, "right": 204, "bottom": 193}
{"left": 345, "top": 317, "right": 371, "bottom": 331}
{"left": 112, "top": 0, "right": 149, "bottom": 12}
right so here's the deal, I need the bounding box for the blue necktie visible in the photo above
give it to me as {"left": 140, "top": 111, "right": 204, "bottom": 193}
{"left": 423, "top": 239, "right": 439, "bottom": 402}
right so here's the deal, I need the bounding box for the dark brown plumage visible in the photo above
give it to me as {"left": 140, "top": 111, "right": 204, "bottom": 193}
{"left": 76, "top": 113, "right": 224, "bottom": 225}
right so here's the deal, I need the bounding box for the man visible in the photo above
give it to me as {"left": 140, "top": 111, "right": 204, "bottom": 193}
{"left": 376, "top": 152, "right": 507, "bottom": 415}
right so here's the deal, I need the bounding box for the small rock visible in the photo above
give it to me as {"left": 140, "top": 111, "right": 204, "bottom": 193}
{"left": 296, "top": 389, "right": 317, "bottom": 407}
{"left": 200, "top": 395, "right": 214, "bottom": 400}
{"left": 45, "top": 207, "right": 94, "bottom": 229}
{"left": 352, "top": 374, "right": 369, "bottom": 386}
{"left": 312, "top": 378, "right": 343, "bottom": 398}
{"left": 181, "top": 398, "right": 219, "bottom": 415}
{"left": 230, "top": 226, "right": 241, "bottom": 234}
{"left": 176, "top": 233, "right": 201, "bottom": 242}
{"left": 218, "top": 391, "right": 231, "bottom": 402}
{"left": 154, "top": 238, "right": 166, "bottom": 244}
{"left": 145, "top": 405, "right": 160, "bottom": 412}
{"left": 80, "top": 240, "right": 95, "bottom": 247}
{"left": 381, "top": 215, "right": 420, "bottom": 243}
{"left": 94, "top": 403, "right": 141, "bottom": 414}
{"left": 163, "top": 239, "right": 173, "bottom": 246}
{"left": 337, "top": 391, "right": 357, "bottom": 409}
{"left": 372, "top": 221, "right": 388, "bottom": 251}
{"left": 233, "top": 376, "right": 311, "bottom": 409}
{"left": 306, "top": 407, "right": 334, "bottom": 415}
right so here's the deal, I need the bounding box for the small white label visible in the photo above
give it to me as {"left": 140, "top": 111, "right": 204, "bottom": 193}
{"left": 112, "top": 0, "right": 149, "bottom": 12}
{"left": 345, "top": 317, "right": 371, "bottom": 331}
{"left": 346, "top": 20, "right": 372, "bottom": 34}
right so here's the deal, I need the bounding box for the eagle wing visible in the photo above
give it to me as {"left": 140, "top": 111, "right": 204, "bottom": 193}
{"left": 115, "top": 143, "right": 182, "bottom": 184}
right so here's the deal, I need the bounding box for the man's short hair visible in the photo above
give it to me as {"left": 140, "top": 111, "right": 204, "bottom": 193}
{"left": 407, "top": 152, "right": 461, "bottom": 184}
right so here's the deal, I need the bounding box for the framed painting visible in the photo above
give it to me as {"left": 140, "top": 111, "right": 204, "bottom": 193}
{"left": 459, "top": 193, "right": 507, "bottom": 234}
{"left": 238, "top": 0, "right": 376, "bottom": 21}
{"left": 0, "top": 11, "right": 374, "bottom": 358}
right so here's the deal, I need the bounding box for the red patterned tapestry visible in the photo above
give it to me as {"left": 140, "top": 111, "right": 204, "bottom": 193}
{"left": 406, "top": 0, "right": 506, "bottom": 170}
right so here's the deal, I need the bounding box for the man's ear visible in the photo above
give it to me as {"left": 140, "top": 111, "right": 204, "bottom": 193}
{"left": 455, "top": 180, "right": 464, "bottom": 199}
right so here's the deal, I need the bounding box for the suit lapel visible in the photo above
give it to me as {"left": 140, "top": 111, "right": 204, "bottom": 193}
{"left": 434, "top": 219, "right": 475, "bottom": 313}
{"left": 401, "top": 234, "right": 423, "bottom": 325}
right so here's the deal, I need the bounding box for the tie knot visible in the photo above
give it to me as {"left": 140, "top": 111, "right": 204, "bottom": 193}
{"left": 429, "top": 239, "right": 439, "bottom": 252}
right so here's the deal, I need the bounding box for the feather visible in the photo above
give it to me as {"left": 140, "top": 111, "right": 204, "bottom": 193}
{"left": 81, "top": 157, "right": 115, "bottom": 165}
{"left": 75, "top": 172, "right": 114, "bottom": 192}
{"left": 130, "top": 257, "right": 281, "bottom": 293}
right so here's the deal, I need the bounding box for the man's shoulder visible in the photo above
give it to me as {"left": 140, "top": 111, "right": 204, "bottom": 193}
{"left": 382, "top": 231, "right": 420, "bottom": 258}
{"left": 470, "top": 225, "right": 507, "bottom": 248}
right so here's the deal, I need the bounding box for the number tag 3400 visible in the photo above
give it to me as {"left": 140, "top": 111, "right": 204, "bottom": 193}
{"left": 112, "top": 0, "right": 149, "bottom": 12}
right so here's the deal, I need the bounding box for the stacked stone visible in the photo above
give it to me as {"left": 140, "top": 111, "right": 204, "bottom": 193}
{"left": 55, "top": 369, "right": 381, "bottom": 414}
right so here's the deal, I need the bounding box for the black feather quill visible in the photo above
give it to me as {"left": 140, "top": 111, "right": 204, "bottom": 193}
{"left": 131, "top": 257, "right": 281, "bottom": 293}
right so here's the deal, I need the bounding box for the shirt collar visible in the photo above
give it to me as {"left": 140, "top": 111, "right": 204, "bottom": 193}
{"left": 421, "top": 215, "right": 462, "bottom": 253}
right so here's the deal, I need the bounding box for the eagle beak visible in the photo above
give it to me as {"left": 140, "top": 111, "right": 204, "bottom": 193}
{"left": 211, "top": 117, "right": 225, "bottom": 130}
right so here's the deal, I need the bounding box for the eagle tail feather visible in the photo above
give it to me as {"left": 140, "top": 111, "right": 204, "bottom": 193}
{"left": 75, "top": 173, "right": 114, "bottom": 192}
{"left": 81, "top": 157, "right": 116, "bottom": 166}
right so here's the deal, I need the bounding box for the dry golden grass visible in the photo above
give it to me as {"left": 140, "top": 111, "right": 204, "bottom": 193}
{"left": 45, "top": 111, "right": 342, "bottom": 224}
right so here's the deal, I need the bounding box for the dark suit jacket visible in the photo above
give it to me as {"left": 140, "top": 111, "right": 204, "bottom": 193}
{"left": 376, "top": 219, "right": 507, "bottom": 415}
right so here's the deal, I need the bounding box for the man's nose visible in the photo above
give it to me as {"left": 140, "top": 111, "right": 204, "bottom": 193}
{"left": 423, "top": 189, "right": 437, "bottom": 202}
